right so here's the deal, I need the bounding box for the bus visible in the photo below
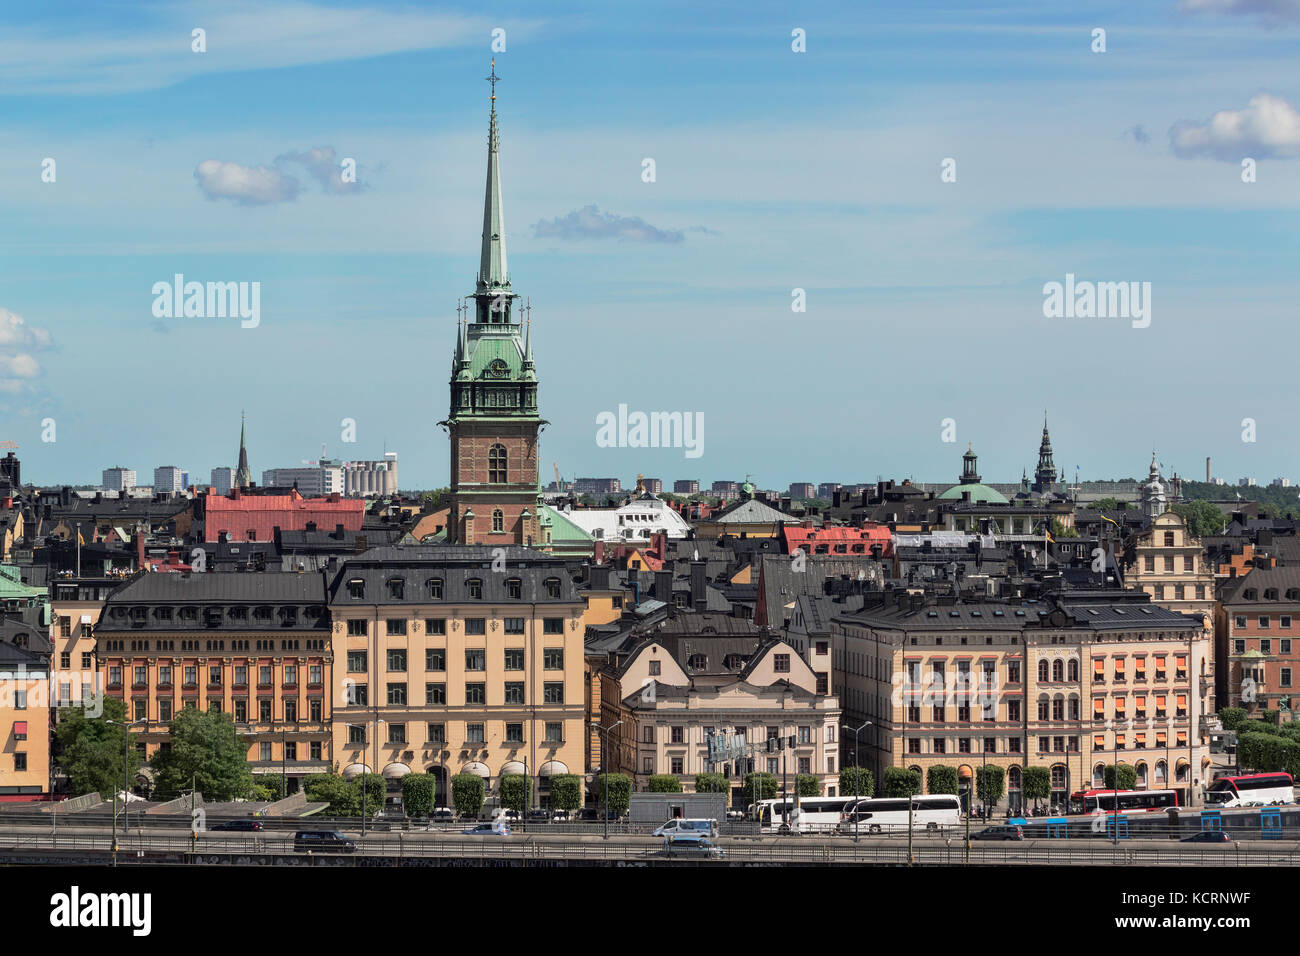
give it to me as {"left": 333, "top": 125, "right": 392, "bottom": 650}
{"left": 1205, "top": 773, "right": 1295, "bottom": 808}
{"left": 1070, "top": 789, "right": 1179, "bottom": 814}
{"left": 753, "top": 796, "right": 856, "bottom": 833}
{"left": 838, "top": 795, "right": 962, "bottom": 835}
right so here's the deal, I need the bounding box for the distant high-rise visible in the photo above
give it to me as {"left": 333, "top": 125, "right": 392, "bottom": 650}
{"left": 673, "top": 479, "right": 700, "bottom": 495}
{"left": 210, "top": 467, "right": 235, "bottom": 496}
{"left": 102, "top": 467, "right": 136, "bottom": 492}
{"left": 235, "top": 412, "right": 251, "bottom": 489}
{"left": 153, "top": 466, "right": 184, "bottom": 495}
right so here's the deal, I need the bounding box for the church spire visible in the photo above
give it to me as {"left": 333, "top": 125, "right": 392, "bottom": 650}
{"left": 235, "top": 411, "right": 251, "bottom": 489}
{"left": 1033, "top": 412, "right": 1057, "bottom": 493}
{"left": 476, "top": 58, "right": 510, "bottom": 305}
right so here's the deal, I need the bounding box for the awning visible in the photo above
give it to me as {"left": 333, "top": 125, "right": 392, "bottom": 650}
{"left": 461, "top": 761, "right": 490, "bottom": 778}
{"left": 538, "top": 760, "right": 568, "bottom": 777}
{"left": 341, "top": 763, "right": 371, "bottom": 779}
{"left": 13, "top": 721, "right": 26, "bottom": 736}
{"left": 382, "top": 762, "right": 411, "bottom": 780}
{"left": 79, "top": 615, "right": 92, "bottom": 625}
{"left": 500, "top": 761, "right": 526, "bottom": 776}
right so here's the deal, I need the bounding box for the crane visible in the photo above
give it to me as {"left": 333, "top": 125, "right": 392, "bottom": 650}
{"left": 0, "top": 441, "right": 16, "bottom": 450}
{"left": 553, "top": 461, "right": 563, "bottom": 492}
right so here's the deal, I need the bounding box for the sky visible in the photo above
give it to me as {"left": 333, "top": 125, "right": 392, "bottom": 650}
{"left": 2, "top": 0, "right": 1299, "bottom": 492}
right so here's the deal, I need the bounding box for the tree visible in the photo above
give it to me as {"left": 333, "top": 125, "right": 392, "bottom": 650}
{"left": 1217, "top": 707, "right": 1247, "bottom": 732}
{"left": 1022, "top": 766, "right": 1051, "bottom": 811}
{"left": 1171, "top": 500, "right": 1227, "bottom": 538}
{"left": 304, "top": 773, "right": 357, "bottom": 815}
{"left": 1093, "top": 497, "right": 1123, "bottom": 512}
{"left": 926, "top": 765, "right": 959, "bottom": 795}
{"left": 355, "top": 773, "right": 385, "bottom": 817}
{"left": 499, "top": 774, "right": 531, "bottom": 812}
{"left": 1102, "top": 764, "right": 1138, "bottom": 791}
{"left": 401, "top": 773, "right": 436, "bottom": 816}
{"left": 882, "top": 767, "right": 922, "bottom": 797}
{"left": 647, "top": 774, "right": 682, "bottom": 793}
{"left": 550, "top": 774, "right": 582, "bottom": 812}
{"left": 741, "top": 772, "right": 778, "bottom": 803}
{"left": 452, "top": 773, "right": 485, "bottom": 818}
{"left": 796, "top": 774, "right": 820, "bottom": 798}
{"left": 595, "top": 773, "right": 632, "bottom": 815}
{"left": 149, "top": 707, "right": 252, "bottom": 801}
{"left": 53, "top": 698, "right": 144, "bottom": 799}
{"left": 976, "top": 765, "right": 1005, "bottom": 817}
{"left": 1051, "top": 518, "right": 1079, "bottom": 538}
{"left": 839, "top": 766, "right": 873, "bottom": 798}
{"left": 693, "top": 772, "right": 729, "bottom": 794}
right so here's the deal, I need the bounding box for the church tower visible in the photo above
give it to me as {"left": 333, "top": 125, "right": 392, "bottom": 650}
{"left": 441, "top": 62, "right": 545, "bottom": 545}
{"left": 235, "top": 411, "right": 251, "bottom": 490}
{"left": 1032, "top": 414, "right": 1058, "bottom": 494}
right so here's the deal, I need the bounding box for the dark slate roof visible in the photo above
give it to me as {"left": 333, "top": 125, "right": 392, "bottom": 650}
{"left": 97, "top": 572, "right": 329, "bottom": 633}
{"left": 0, "top": 616, "right": 52, "bottom": 655}
{"left": 0, "top": 639, "right": 48, "bottom": 667}
{"left": 1219, "top": 564, "right": 1300, "bottom": 605}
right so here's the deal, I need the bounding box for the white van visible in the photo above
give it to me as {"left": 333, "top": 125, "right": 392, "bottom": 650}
{"left": 652, "top": 818, "right": 717, "bottom": 838}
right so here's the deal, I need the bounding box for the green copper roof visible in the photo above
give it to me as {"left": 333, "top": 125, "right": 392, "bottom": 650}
{"left": 467, "top": 335, "right": 524, "bottom": 378}
{"left": 937, "top": 482, "right": 1008, "bottom": 504}
{"left": 539, "top": 505, "right": 594, "bottom": 543}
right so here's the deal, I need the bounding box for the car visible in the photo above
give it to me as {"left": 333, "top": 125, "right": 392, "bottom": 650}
{"left": 550, "top": 810, "right": 571, "bottom": 822}
{"left": 463, "top": 822, "right": 510, "bottom": 836}
{"left": 525, "top": 809, "right": 551, "bottom": 823}
{"left": 661, "top": 835, "right": 725, "bottom": 859}
{"left": 293, "top": 830, "right": 357, "bottom": 853}
{"left": 653, "top": 818, "right": 718, "bottom": 839}
{"left": 211, "top": 819, "right": 265, "bottom": 832}
{"left": 491, "top": 808, "right": 521, "bottom": 823}
{"left": 1181, "top": 830, "right": 1233, "bottom": 843}
{"left": 971, "top": 825, "right": 1024, "bottom": 841}
{"left": 430, "top": 807, "right": 455, "bottom": 823}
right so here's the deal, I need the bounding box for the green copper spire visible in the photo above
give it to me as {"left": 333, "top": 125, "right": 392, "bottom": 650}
{"left": 235, "top": 411, "right": 251, "bottom": 489}
{"left": 476, "top": 59, "right": 510, "bottom": 302}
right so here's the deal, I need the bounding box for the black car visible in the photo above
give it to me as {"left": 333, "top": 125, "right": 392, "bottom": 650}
{"left": 293, "top": 830, "right": 357, "bottom": 853}
{"left": 525, "top": 809, "right": 551, "bottom": 823}
{"left": 1181, "top": 830, "right": 1232, "bottom": 843}
{"left": 211, "top": 819, "right": 265, "bottom": 832}
{"left": 971, "top": 825, "right": 1024, "bottom": 841}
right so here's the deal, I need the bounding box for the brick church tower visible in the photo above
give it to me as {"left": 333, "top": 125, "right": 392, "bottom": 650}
{"left": 441, "top": 62, "right": 546, "bottom": 546}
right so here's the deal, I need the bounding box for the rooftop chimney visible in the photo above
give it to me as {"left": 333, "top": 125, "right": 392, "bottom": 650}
{"left": 690, "top": 559, "right": 707, "bottom": 609}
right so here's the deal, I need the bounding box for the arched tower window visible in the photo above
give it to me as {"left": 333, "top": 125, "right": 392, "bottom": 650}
{"left": 488, "top": 444, "right": 507, "bottom": 484}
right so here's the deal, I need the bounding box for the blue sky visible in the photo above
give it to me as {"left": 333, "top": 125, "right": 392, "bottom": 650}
{"left": 2, "top": 0, "right": 1299, "bottom": 492}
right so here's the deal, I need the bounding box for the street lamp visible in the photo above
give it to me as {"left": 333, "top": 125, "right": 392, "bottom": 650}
{"left": 590, "top": 719, "right": 622, "bottom": 840}
{"left": 842, "top": 720, "right": 871, "bottom": 842}
{"left": 105, "top": 718, "right": 146, "bottom": 841}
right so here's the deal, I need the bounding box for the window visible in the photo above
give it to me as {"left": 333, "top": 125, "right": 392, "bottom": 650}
{"left": 504, "top": 618, "right": 525, "bottom": 634}
{"left": 467, "top": 579, "right": 483, "bottom": 599}
{"left": 504, "top": 682, "right": 525, "bottom": 704}
{"left": 545, "top": 578, "right": 562, "bottom": 599}
{"left": 643, "top": 726, "right": 656, "bottom": 743}
{"left": 428, "top": 723, "right": 446, "bottom": 744}
{"left": 466, "top": 618, "right": 486, "bottom": 635}
{"left": 309, "top": 665, "right": 322, "bottom": 685}
{"left": 543, "top": 682, "right": 563, "bottom": 704}
{"left": 310, "top": 699, "right": 321, "bottom": 721}
{"left": 1262, "top": 640, "right": 1272, "bottom": 655}
{"left": 467, "top": 723, "right": 484, "bottom": 744}
{"left": 426, "top": 649, "right": 445, "bottom": 671}
{"left": 688, "top": 653, "right": 708, "bottom": 670}
{"left": 427, "top": 578, "right": 443, "bottom": 599}
{"left": 504, "top": 648, "right": 524, "bottom": 670}
{"left": 1008, "top": 661, "right": 1021, "bottom": 684}
{"left": 489, "top": 444, "right": 507, "bottom": 483}
{"left": 648, "top": 660, "right": 661, "bottom": 676}
{"left": 82, "top": 652, "right": 92, "bottom": 669}
{"left": 387, "top": 649, "right": 407, "bottom": 672}
{"left": 426, "top": 619, "right": 446, "bottom": 635}
{"left": 774, "top": 654, "right": 790, "bottom": 673}
{"left": 1261, "top": 616, "right": 1272, "bottom": 630}
{"left": 506, "top": 579, "right": 522, "bottom": 599}
{"left": 492, "top": 510, "right": 504, "bottom": 533}
{"left": 346, "top": 619, "right": 367, "bottom": 637}
{"left": 349, "top": 725, "right": 366, "bottom": 745}
{"left": 816, "top": 673, "right": 829, "bottom": 694}
{"left": 426, "top": 682, "right": 446, "bottom": 705}
{"left": 347, "top": 650, "right": 367, "bottom": 673}
{"left": 348, "top": 579, "right": 365, "bottom": 599}
{"left": 161, "top": 699, "right": 174, "bottom": 722}
{"left": 506, "top": 723, "right": 524, "bottom": 743}
{"left": 466, "top": 683, "right": 486, "bottom": 705}
{"left": 386, "top": 619, "right": 407, "bottom": 636}
{"left": 798, "top": 726, "right": 811, "bottom": 744}
{"left": 387, "top": 683, "right": 406, "bottom": 706}
{"left": 545, "top": 722, "right": 562, "bottom": 743}
{"left": 543, "top": 617, "right": 564, "bottom": 635}
{"left": 466, "top": 649, "right": 486, "bottom": 671}
{"left": 388, "top": 724, "right": 406, "bottom": 745}
{"left": 387, "top": 577, "right": 404, "bottom": 599}
{"left": 311, "top": 742, "right": 322, "bottom": 760}
{"left": 1163, "top": 531, "right": 1175, "bottom": 547}
{"left": 260, "top": 699, "right": 273, "bottom": 722}
{"left": 1282, "top": 668, "right": 1292, "bottom": 688}
{"left": 544, "top": 648, "right": 564, "bottom": 670}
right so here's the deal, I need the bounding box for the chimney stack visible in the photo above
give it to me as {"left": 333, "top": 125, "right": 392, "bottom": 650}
{"left": 690, "top": 559, "right": 707, "bottom": 609}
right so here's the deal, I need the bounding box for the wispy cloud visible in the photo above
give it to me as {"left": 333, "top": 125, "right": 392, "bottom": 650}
{"left": 532, "top": 205, "right": 686, "bottom": 243}
{"left": 1170, "top": 93, "right": 1300, "bottom": 159}
{"left": 1178, "top": 0, "right": 1300, "bottom": 24}
{"left": 275, "top": 147, "right": 365, "bottom": 195}
{"left": 1122, "top": 124, "right": 1151, "bottom": 145}
{"left": 0, "top": 1, "right": 523, "bottom": 96}
{"left": 0, "top": 307, "right": 52, "bottom": 396}
{"left": 195, "top": 159, "right": 301, "bottom": 205}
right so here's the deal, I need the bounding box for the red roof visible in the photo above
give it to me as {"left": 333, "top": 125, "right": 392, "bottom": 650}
{"left": 204, "top": 490, "right": 364, "bottom": 543}
{"left": 781, "top": 523, "right": 892, "bottom": 557}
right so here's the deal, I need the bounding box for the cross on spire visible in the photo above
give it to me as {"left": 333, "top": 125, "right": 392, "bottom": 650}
{"left": 487, "top": 58, "right": 500, "bottom": 108}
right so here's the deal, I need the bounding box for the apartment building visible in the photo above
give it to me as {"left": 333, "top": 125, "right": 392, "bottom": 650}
{"left": 1216, "top": 564, "right": 1300, "bottom": 716}
{"left": 327, "top": 546, "right": 585, "bottom": 809}
{"left": 0, "top": 642, "right": 50, "bottom": 799}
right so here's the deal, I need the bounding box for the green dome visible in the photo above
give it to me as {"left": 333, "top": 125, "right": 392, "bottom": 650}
{"left": 937, "top": 483, "right": 1008, "bottom": 505}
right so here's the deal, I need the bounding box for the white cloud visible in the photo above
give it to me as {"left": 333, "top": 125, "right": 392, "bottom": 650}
{"left": 275, "top": 147, "right": 365, "bottom": 195}
{"left": 1170, "top": 93, "right": 1300, "bottom": 159}
{"left": 0, "top": 307, "right": 51, "bottom": 396}
{"left": 532, "top": 205, "right": 686, "bottom": 243}
{"left": 195, "top": 159, "right": 300, "bottom": 205}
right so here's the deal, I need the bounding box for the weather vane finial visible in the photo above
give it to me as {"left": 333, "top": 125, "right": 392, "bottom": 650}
{"left": 487, "top": 58, "right": 499, "bottom": 106}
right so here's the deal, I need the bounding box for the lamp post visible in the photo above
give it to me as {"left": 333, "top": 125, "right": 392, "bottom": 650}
{"left": 590, "top": 719, "right": 622, "bottom": 840}
{"left": 106, "top": 718, "right": 146, "bottom": 848}
{"left": 843, "top": 720, "right": 872, "bottom": 842}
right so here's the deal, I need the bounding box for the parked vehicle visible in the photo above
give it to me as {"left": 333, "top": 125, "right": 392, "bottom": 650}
{"left": 971, "top": 825, "right": 1024, "bottom": 841}
{"left": 430, "top": 807, "right": 455, "bottom": 823}
{"left": 293, "top": 830, "right": 357, "bottom": 853}
{"left": 211, "top": 819, "right": 265, "bottom": 832}
{"left": 525, "top": 809, "right": 551, "bottom": 822}
{"left": 652, "top": 818, "right": 718, "bottom": 839}
{"left": 463, "top": 821, "right": 510, "bottom": 836}
{"left": 661, "top": 835, "right": 725, "bottom": 859}
{"left": 551, "top": 810, "right": 571, "bottom": 822}
{"left": 491, "top": 808, "right": 521, "bottom": 823}
{"left": 1181, "top": 830, "right": 1232, "bottom": 843}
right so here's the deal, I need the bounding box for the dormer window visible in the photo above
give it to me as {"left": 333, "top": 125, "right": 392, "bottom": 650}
{"left": 427, "top": 578, "right": 443, "bottom": 599}
{"left": 688, "top": 654, "right": 708, "bottom": 670}
{"left": 1245, "top": 589, "right": 1258, "bottom": 600}
{"left": 387, "top": 578, "right": 404, "bottom": 600}
{"left": 348, "top": 579, "right": 365, "bottom": 599}
{"left": 468, "top": 578, "right": 483, "bottom": 599}
{"left": 545, "top": 578, "right": 561, "bottom": 599}
{"left": 507, "top": 578, "right": 522, "bottom": 599}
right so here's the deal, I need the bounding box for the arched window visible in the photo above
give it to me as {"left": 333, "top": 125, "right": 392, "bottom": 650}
{"left": 1007, "top": 766, "right": 1022, "bottom": 791}
{"left": 488, "top": 444, "right": 507, "bottom": 484}
{"left": 1051, "top": 696, "right": 1064, "bottom": 721}
{"left": 1037, "top": 696, "right": 1049, "bottom": 721}
{"left": 1038, "top": 660, "right": 1049, "bottom": 683}
{"left": 1068, "top": 659, "right": 1079, "bottom": 682}
{"left": 1154, "top": 760, "right": 1166, "bottom": 785}
{"left": 1135, "top": 763, "right": 1148, "bottom": 788}
{"left": 492, "top": 509, "right": 504, "bottom": 532}
{"left": 1052, "top": 659, "right": 1064, "bottom": 683}
{"left": 1093, "top": 764, "right": 1106, "bottom": 787}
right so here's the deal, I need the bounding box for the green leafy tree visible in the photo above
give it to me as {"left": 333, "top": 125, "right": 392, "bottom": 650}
{"left": 693, "top": 772, "right": 729, "bottom": 794}
{"left": 976, "top": 765, "right": 1005, "bottom": 815}
{"left": 452, "top": 773, "right": 485, "bottom": 818}
{"left": 1093, "top": 497, "right": 1123, "bottom": 511}
{"left": 53, "top": 698, "right": 144, "bottom": 799}
{"left": 1171, "top": 500, "right": 1227, "bottom": 538}
{"left": 796, "top": 774, "right": 820, "bottom": 798}
{"left": 595, "top": 773, "right": 632, "bottom": 815}
{"left": 304, "top": 773, "right": 358, "bottom": 815}
{"left": 1051, "top": 518, "right": 1079, "bottom": 538}
{"left": 149, "top": 707, "right": 252, "bottom": 801}
{"left": 1022, "top": 766, "right": 1051, "bottom": 811}
{"left": 1217, "top": 707, "right": 1247, "bottom": 732}
{"left": 353, "top": 773, "right": 385, "bottom": 817}
{"left": 499, "top": 774, "right": 532, "bottom": 812}
{"left": 401, "top": 773, "right": 436, "bottom": 816}
{"left": 926, "top": 764, "right": 959, "bottom": 795}
{"left": 550, "top": 774, "right": 582, "bottom": 812}
{"left": 839, "top": 766, "right": 873, "bottom": 798}
{"left": 647, "top": 774, "right": 682, "bottom": 793}
{"left": 1102, "top": 764, "right": 1138, "bottom": 791}
{"left": 882, "top": 767, "right": 922, "bottom": 797}
{"left": 741, "top": 772, "right": 778, "bottom": 803}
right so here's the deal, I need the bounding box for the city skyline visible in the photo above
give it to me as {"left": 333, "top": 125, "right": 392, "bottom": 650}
{"left": 2, "top": 0, "right": 1298, "bottom": 489}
